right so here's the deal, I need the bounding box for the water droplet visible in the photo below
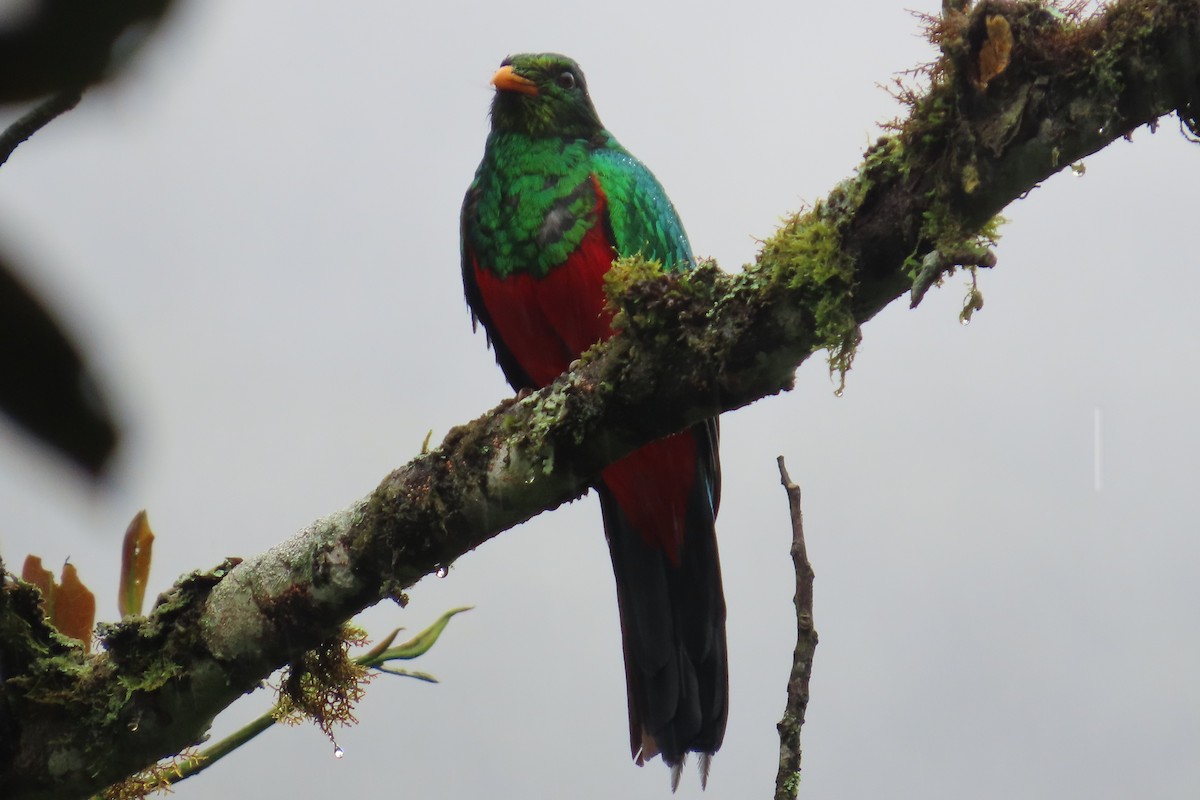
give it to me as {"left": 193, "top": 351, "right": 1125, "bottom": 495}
{"left": 1070, "top": 161, "right": 1086, "bottom": 177}
{"left": 435, "top": 565, "right": 449, "bottom": 579}
{"left": 833, "top": 387, "right": 844, "bottom": 398}
{"left": 128, "top": 720, "right": 139, "bottom": 732}
{"left": 333, "top": 746, "right": 345, "bottom": 759}
{"left": 960, "top": 316, "right": 971, "bottom": 326}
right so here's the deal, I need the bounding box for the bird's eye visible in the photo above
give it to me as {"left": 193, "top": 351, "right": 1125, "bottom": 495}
{"left": 556, "top": 71, "right": 576, "bottom": 90}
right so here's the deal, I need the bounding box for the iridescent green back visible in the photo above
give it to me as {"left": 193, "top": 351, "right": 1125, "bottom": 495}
{"left": 590, "top": 135, "right": 693, "bottom": 271}
{"left": 462, "top": 130, "right": 693, "bottom": 280}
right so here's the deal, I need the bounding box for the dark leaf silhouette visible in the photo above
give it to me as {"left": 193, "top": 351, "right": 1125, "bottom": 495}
{"left": 0, "top": 0, "right": 175, "bottom": 104}
{"left": 0, "top": 256, "right": 118, "bottom": 474}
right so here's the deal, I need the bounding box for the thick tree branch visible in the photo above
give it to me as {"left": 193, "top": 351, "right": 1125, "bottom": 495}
{"left": 2, "top": 1, "right": 1198, "bottom": 797}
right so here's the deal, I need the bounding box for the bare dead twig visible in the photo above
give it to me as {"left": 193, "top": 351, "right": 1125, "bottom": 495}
{"left": 774, "top": 456, "right": 817, "bottom": 800}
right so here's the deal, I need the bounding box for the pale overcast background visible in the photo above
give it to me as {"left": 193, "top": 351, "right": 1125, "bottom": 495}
{"left": 1, "top": 2, "right": 1198, "bottom": 798}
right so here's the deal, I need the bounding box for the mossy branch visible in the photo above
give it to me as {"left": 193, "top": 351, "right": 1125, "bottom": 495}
{"left": 1, "top": 1, "right": 1198, "bottom": 797}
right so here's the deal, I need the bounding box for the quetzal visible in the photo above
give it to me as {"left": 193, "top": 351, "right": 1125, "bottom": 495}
{"left": 460, "top": 53, "right": 728, "bottom": 788}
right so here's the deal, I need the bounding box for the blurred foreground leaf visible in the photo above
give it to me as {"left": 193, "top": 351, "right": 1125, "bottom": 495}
{"left": 0, "top": 0, "right": 175, "bottom": 103}
{"left": 0, "top": 256, "right": 118, "bottom": 473}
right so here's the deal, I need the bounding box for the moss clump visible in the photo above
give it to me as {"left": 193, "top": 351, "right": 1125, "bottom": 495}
{"left": 603, "top": 252, "right": 663, "bottom": 308}
{"left": 274, "top": 624, "right": 372, "bottom": 739}
{"left": 757, "top": 207, "right": 861, "bottom": 387}
{"left": 604, "top": 254, "right": 720, "bottom": 341}
{"left": 762, "top": 212, "right": 853, "bottom": 289}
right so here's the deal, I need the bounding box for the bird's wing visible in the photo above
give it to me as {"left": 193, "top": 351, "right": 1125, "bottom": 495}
{"left": 590, "top": 144, "right": 694, "bottom": 271}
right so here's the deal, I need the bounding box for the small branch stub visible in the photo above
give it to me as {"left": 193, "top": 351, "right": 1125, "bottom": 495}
{"left": 774, "top": 456, "right": 817, "bottom": 800}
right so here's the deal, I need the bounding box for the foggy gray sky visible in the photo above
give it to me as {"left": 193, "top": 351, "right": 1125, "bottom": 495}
{"left": 1, "top": 2, "right": 1198, "bottom": 798}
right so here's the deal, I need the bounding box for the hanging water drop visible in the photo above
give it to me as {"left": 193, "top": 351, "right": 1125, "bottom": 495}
{"left": 435, "top": 565, "right": 449, "bottom": 579}
{"left": 833, "top": 387, "right": 844, "bottom": 398}
{"left": 333, "top": 746, "right": 345, "bottom": 759}
{"left": 960, "top": 316, "right": 971, "bottom": 326}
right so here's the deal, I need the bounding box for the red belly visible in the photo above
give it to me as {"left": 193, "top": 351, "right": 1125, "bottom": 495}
{"left": 471, "top": 223, "right": 696, "bottom": 562}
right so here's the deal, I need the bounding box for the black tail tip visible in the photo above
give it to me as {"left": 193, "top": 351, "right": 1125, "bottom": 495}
{"left": 666, "top": 753, "right": 714, "bottom": 792}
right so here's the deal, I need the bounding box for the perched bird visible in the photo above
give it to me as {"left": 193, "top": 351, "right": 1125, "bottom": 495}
{"left": 460, "top": 53, "right": 727, "bottom": 788}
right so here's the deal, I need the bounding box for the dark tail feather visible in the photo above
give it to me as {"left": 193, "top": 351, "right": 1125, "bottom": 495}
{"left": 599, "top": 420, "right": 727, "bottom": 788}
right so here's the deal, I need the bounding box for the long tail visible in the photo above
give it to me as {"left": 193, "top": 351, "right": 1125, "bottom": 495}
{"left": 598, "top": 420, "right": 727, "bottom": 789}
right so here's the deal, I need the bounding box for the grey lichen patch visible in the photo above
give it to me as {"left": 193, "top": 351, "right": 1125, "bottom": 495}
{"left": 516, "top": 387, "right": 566, "bottom": 474}
{"left": 502, "top": 367, "right": 614, "bottom": 479}
{"left": 142, "top": 559, "right": 270, "bottom": 667}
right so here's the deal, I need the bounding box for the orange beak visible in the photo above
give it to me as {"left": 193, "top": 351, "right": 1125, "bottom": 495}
{"left": 491, "top": 65, "right": 539, "bottom": 96}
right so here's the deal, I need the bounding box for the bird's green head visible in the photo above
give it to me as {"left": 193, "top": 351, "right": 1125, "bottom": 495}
{"left": 488, "top": 53, "right": 604, "bottom": 139}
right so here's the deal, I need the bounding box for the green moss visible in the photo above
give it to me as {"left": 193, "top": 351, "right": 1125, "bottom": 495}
{"left": 603, "top": 253, "right": 663, "bottom": 304}
{"left": 860, "top": 134, "right": 910, "bottom": 185}
{"left": 756, "top": 207, "right": 860, "bottom": 386}
{"left": 604, "top": 254, "right": 719, "bottom": 339}
{"left": 960, "top": 265, "right": 985, "bottom": 325}
{"left": 1, "top": 587, "right": 201, "bottom": 790}
{"left": 762, "top": 213, "right": 853, "bottom": 288}
{"left": 499, "top": 375, "right": 599, "bottom": 478}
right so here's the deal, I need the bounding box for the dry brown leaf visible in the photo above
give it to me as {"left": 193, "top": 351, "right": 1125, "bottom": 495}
{"left": 21, "top": 555, "right": 56, "bottom": 613}
{"left": 22, "top": 555, "right": 97, "bottom": 650}
{"left": 55, "top": 562, "right": 97, "bottom": 651}
{"left": 978, "top": 15, "right": 1013, "bottom": 90}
